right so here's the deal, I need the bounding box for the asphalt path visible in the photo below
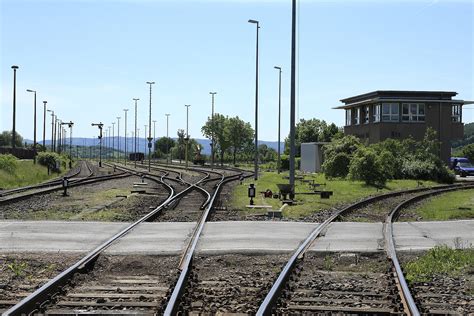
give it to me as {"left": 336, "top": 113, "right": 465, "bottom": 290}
{"left": 1, "top": 220, "right": 472, "bottom": 254}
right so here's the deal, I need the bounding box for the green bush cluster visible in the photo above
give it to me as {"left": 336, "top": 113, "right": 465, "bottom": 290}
{"left": 280, "top": 155, "right": 300, "bottom": 170}
{"left": 0, "top": 154, "right": 18, "bottom": 174}
{"left": 37, "top": 152, "right": 66, "bottom": 172}
{"left": 322, "top": 128, "right": 454, "bottom": 186}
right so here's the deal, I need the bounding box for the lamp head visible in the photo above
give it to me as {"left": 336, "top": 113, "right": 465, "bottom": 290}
{"left": 274, "top": 66, "right": 281, "bottom": 70}
{"left": 26, "top": 89, "right": 35, "bottom": 93}
{"left": 146, "top": 81, "right": 155, "bottom": 85}
{"left": 43, "top": 101, "right": 47, "bottom": 104}
{"left": 11, "top": 65, "right": 19, "bottom": 69}
{"left": 248, "top": 19, "right": 259, "bottom": 24}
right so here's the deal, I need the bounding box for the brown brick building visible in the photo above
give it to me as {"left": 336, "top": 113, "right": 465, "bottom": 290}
{"left": 335, "top": 90, "right": 473, "bottom": 163}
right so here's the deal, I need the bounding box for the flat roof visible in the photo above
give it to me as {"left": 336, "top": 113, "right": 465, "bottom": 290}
{"left": 333, "top": 98, "right": 474, "bottom": 109}
{"left": 340, "top": 90, "right": 458, "bottom": 105}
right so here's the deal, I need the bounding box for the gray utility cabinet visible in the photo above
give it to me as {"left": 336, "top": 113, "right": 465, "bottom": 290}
{"left": 300, "top": 142, "right": 329, "bottom": 173}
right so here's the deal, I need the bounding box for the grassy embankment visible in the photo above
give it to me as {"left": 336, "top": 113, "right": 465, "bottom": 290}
{"left": 0, "top": 160, "right": 67, "bottom": 189}
{"left": 231, "top": 171, "right": 437, "bottom": 219}
{"left": 404, "top": 189, "right": 474, "bottom": 221}
{"left": 403, "top": 245, "right": 474, "bottom": 284}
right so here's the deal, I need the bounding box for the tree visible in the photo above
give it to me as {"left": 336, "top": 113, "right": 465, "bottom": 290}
{"left": 225, "top": 116, "right": 254, "bottom": 165}
{"left": 202, "top": 113, "right": 230, "bottom": 166}
{"left": 322, "top": 135, "right": 361, "bottom": 178}
{"left": 348, "top": 146, "right": 387, "bottom": 186}
{"left": 258, "top": 144, "right": 277, "bottom": 163}
{"left": 176, "top": 129, "right": 186, "bottom": 162}
{"left": 154, "top": 137, "right": 175, "bottom": 158}
{"left": 284, "top": 119, "right": 342, "bottom": 156}
{"left": 461, "top": 143, "right": 474, "bottom": 162}
{"left": 0, "top": 131, "right": 24, "bottom": 148}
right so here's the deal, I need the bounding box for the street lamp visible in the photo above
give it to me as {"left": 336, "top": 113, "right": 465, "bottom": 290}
{"left": 47, "top": 110, "right": 54, "bottom": 151}
{"left": 248, "top": 19, "right": 260, "bottom": 180}
{"left": 185, "top": 104, "right": 191, "bottom": 169}
{"left": 289, "top": 0, "right": 297, "bottom": 197}
{"left": 26, "top": 89, "right": 37, "bottom": 164}
{"left": 152, "top": 119, "right": 157, "bottom": 162}
{"left": 117, "top": 116, "right": 121, "bottom": 163}
{"left": 209, "top": 92, "right": 217, "bottom": 169}
{"left": 107, "top": 126, "right": 111, "bottom": 159}
{"left": 146, "top": 81, "right": 155, "bottom": 172}
{"left": 42, "top": 101, "right": 47, "bottom": 149}
{"left": 91, "top": 122, "right": 104, "bottom": 167}
{"left": 274, "top": 66, "right": 282, "bottom": 174}
{"left": 144, "top": 124, "right": 147, "bottom": 158}
{"left": 165, "top": 113, "right": 170, "bottom": 164}
{"left": 112, "top": 122, "right": 115, "bottom": 160}
{"left": 133, "top": 98, "right": 139, "bottom": 168}
{"left": 123, "top": 109, "right": 129, "bottom": 165}
{"left": 11, "top": 65, "right": 19, "bottom": 148}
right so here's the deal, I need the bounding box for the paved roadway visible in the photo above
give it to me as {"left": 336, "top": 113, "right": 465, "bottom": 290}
{"left": 1, "top": 220, "right": 472, "bottom": 254}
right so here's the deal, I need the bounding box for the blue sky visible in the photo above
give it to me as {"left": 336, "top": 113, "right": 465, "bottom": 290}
{"left": 1, "top": 0, "right": 473, "bottom": 142}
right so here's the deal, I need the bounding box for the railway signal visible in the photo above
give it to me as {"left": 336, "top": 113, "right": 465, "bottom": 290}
{"left": 91, "top": 122, "right": 104, "bottom": 167}
{"left": 61, "top": 121, "right": 74, "bottom": 168}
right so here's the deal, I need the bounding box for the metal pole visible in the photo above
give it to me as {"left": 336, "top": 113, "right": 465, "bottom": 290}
{"left": 289, "top": 0, "right": 297, "bottom": 197}
{"left": 248, "top": 19, "right": 259, "bottom": 180}
{"left": 11, "top": 65, "right": 19, "bottom": 148}
{"left": 117, "top": 117, "right": 121, "bottom": 163}
{"left": 112, "top": 122, "right": 115, "bottom": 159}
{"left": 209, "top": 92, "right": 216, "bottom": 169}
{"left": 165, "top": 114, "right": 170, "bottom": 164}
{"left": 107, "top": 126, "right": 111, "bottom": 159}
{"left": 27, "top": 90, "right": 37, "bottom": 163}
{"left": 43, "top": 101, "right": 47, "bottom": 148}
{"left": 153, "top": 120, "right": 156, "bottom": 161}
{"left": 144, "top": 125, "right": 147, "bottom": 156}
{"left": 146, "top": 82, "right": 155, "bottom": 172}
{"left": 274, "top": 66, "right": 282, "bottom": 174}
{"left": 185, "top": 104, "right": 191, "bottom": 169}
{"left": 48, "top": 111, "right": 54, "bottom": 151}
{"left": 124, "top": 109, "right": 128, "bottom": 165}
{"left": 133, "top": 98, "right": 139, "bottom": 168}
{"left": 69, "top": 122, "right": 74, "bottom": 168}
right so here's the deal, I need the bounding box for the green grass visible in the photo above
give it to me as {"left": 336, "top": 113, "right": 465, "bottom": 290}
{"left": 0, "top": 160, "right": 68, "bottom": 189}
{"left": 403, "top": 245, "right": 474, "bottom": 284}
{"left": 407, "top": 189, "right": 474, "bottom": 221}
{"left": 231, "top": 171, "right": 436, "bottom": 219}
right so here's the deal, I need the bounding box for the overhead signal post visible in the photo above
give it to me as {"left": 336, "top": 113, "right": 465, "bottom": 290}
{"left": 91, "top": 122, "right": 104, "bottom": 167}
{"left": 146, "top": 81, "right": 155, "bottom": 172}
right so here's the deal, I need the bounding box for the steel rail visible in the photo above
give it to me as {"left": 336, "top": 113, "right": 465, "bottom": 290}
{"left": 4, "top": 170, "right": 174, "bottom": 316}
{"left": 163, "top": 171, "right": 246, "bottom": 316}
{"left": 385, "top": 184, "right": 474, "bottom": 316}
{"left": 256, "top": 182, "right": 474, "bottom": 315}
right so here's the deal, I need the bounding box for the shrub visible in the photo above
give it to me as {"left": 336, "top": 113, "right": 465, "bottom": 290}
{"left": 37, "top": 152, "right": 63, "bottom": 172}
{"left": 323, "top": 152, "right": 351, "bottom": 178}
{"left": 279, "top": 155, "right": 300, "bottom": 171}
{"left": 0, "top": 154, "right": 18, "bottom": 174}
{"left": 348, "top": 147, "right": 387, "bottom": 186}
{"left": 461, "top": 143, "right": 474, "bottom": 162}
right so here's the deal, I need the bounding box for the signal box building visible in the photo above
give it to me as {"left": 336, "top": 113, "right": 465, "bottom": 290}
{"left": 334, "top": 90, "right": 473, "bottom": 163}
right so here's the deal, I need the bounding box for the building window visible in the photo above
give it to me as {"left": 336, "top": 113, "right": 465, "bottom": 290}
{"left": 373, "top": 104, "right": 380, "bottom": 122}
{"left": 364, "top": 106, "right": 370, "bottom": 124}
{"left": 354, "top": 107, "right": 360, "bottom": 125}
{"left": 345, "top": 109, "right": 351, "bottom": 126}
{"left": 452, "top": 104, "right": 461, "bottom": 122}
{"left": 402, "top": 103, "right": 425, "bottom": 122}
{"left": 382, "top": 103, "right": 399, "bottom": 122}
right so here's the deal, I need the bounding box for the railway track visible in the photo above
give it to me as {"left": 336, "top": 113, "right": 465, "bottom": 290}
{"left": 256, "top": 182, "right": 474, "bottom": 315}
{"left": 2, "top": 164, "right": 244, "bottom": 315}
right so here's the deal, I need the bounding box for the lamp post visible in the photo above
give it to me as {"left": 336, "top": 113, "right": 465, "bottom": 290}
{"left": 146, "top": 81, "right": 155, "bottom": 172}
{"left": 91, "top": 122, "right": 104, "bottom": 167}
{"left": 116, "top": 116, "right": 121, "bottom": 163}
{"left": 11, "top": 65, "right": 19, "bottom": 148}
{"left": 152, "top": 120, "right": 157, "bottom": 162}
{"left": 133, "top": 98, "right": 139, "bottom": 168}
{"left": 56, "top": 119, "right": 61, "bottom": 153}
{"left": 42, "top": 101, "right": 47, "bottom": 149}
{"left": 274, "top": 66, "right": 282, "bottom": 174}
{"left": 123, "top": 109, "right": 129, "bottom": 165}
{"left": 107, "top": 126, "right": 111, "bottom": 159}
{"left": 26, "top": 89, "right": 37, "bottom": 163}
{"left": 112, "top": 122, "right": 115, "bottom": 160}
{"left": 289, "top": 0, "right": 297, "bottom": 198}
{"left": 185, "top": 104, "right": 191, "bottom": 169}
{"left": 209, "top": 92, "right": 217, "bottom": 169}
{"left": 248, "top": 19, "right": 260, "bottom": 180}
{"left": 144, "top": 125, "right": 147, "bottom": 158}
{"left": 165, "top": 113, "right": 170, "bottom": 164}
{"left": 47, "top": 110, "right": 54, "bottom": 151}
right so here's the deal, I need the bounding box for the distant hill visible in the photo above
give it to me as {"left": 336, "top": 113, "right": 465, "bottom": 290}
{"left": 25, "top": 137, "right": 284, "bottom": 155}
